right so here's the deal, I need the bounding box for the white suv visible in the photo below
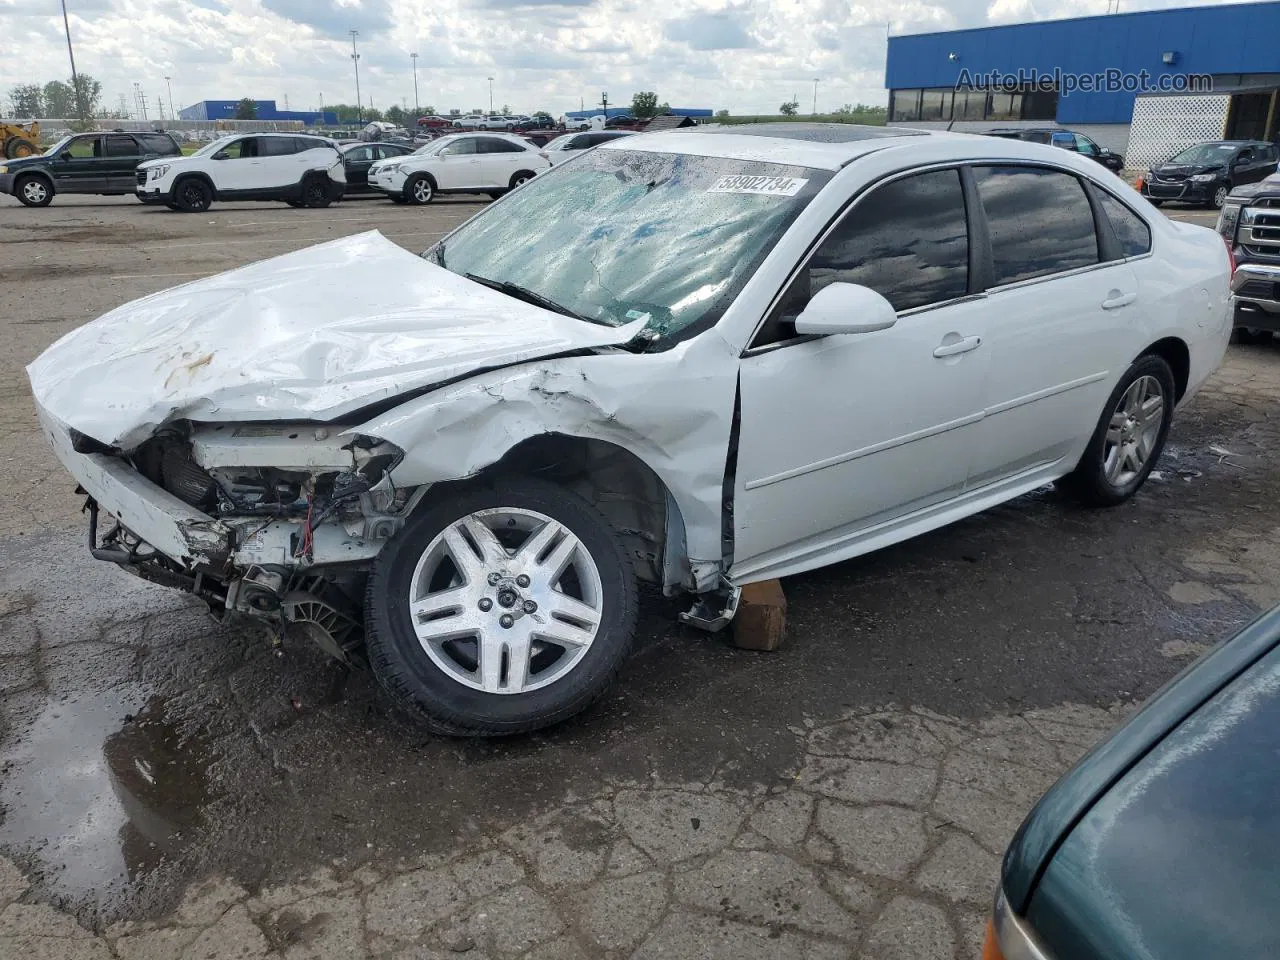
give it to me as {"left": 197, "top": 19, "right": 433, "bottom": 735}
{"left": 136, "top": 133, "right": 345, "bottom": 212}
{"left": 368, "top": 133, "right": 550, "bottom": 204}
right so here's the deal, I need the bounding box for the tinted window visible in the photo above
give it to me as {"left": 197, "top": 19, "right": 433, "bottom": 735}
{"left": 1097, "top": 191, "right": 1152, "bottom": 258}
{"left": 439, "top": 138, "right": 476, "bottom": 156}
{"left": 973, "top": 166, "right": 1098, "bottom": 285}
{"left": 103, "top": 135, "right": 138, "bottom": 158}
{"left": 139, "top": 133, "right": 178, "bottom": 155}
{"left": 259, "top": 137, "right": 299, "bottom": 157}
{"left": 806, "top": 169, "right": 970, "bottom": 312}
{"left": 478, "top": 138, "right": 525, "bottom": 154}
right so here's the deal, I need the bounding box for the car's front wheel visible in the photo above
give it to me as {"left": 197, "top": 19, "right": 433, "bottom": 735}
{"left": 366, "top": 478, "right": 637, "bottom": 736}
{"left": 173, "top": 177, "right": 213, "bottom": 213}
{"left": 1061, "top": 354, "right": 1175, "bottom": 507}
{"left": 1211, "top": 183, "right": 1231, "bottom": 209}
{"left": 14, "top": 175, "right": 52, "bottom": 207}
{"left": 405, "top": 174, "right": 434, "bottom": 205}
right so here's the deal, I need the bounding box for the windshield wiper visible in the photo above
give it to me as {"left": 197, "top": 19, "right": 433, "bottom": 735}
{"left": 464, "top": 272, "right": 604, "bottom": 325}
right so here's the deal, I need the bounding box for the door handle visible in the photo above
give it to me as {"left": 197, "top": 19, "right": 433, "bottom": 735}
{"left": 1101, "top": 291, "right": 1135, "bottom": 310}
{"left": 933, "top": 335, "right": 982, "bottom": 358}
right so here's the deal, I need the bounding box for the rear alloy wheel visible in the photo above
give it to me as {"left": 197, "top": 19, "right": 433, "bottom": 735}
{"left": 366, "top": 478, "right": 637, "bottom": 736}
{"left": 15, "top": 175, "right": 52, "bottom": 207}
{"left": 173, "top": 178, "right": 212, "bottom": 213}
{"left": 1061, "top": 355, "right": 1175, "bottom": 507}
{"left": 509, "top": 171, "right": 535, "bottom": 190}
{"left": 406, "top": 174, "right": 434, "bottom": 205}
{"left": 302, "top": 177, "right": 332, "bottom": 208}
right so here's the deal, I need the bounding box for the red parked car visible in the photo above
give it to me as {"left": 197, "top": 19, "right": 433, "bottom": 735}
{"left": 416, "top": 116, "right": 451, "bottom": 129}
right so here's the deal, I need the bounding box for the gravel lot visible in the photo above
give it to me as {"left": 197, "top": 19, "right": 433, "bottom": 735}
{"left": 1, "top": 195, "right": 1277, "bottom": 960}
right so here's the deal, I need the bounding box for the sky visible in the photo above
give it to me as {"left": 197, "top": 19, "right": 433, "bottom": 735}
{"left": 0, "top": 0, "right": 1258, "bottom": 119}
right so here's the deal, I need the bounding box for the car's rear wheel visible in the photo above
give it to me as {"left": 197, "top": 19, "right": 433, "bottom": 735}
{"left": 365, "top": 478, "right": 637, "bottom": 736}
{"left": 1061, "top": 354, "right": 1175, "bottom": 507}
{"left": 509, "top": 170, "right": 535, "bottom": 190}
{"left": 173, "top": 178, "right": 212, "bottom": 213}
{"left": 405, "top": 174, "right": 434, "bottom": 205}
{"left": 14, "top": 174, "right": 52, "bottom": 207}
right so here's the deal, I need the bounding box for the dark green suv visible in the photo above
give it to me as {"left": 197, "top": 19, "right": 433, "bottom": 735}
{"left": 0, "top": 131, "right": 182, "bottom": 207}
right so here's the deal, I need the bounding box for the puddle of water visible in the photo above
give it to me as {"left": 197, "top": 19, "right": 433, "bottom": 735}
{"left": 0, "top": 686, "right": 212, "bottom": 904}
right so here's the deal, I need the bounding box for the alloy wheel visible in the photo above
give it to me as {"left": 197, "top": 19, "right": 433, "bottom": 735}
{"left": 1213, "top": 185, "right": 1228, "bottom": 208}
{"left": 412, "top": 178, "right": 432, "bottom": 203}
{"left": 21, "top": 180, "right": 47, "bottom": 204}
{"left": 407, "top": 507, "right": 603, "bottom": 695}
{"left": 1103, "top": 374, "right": 1164, "bottom": 487}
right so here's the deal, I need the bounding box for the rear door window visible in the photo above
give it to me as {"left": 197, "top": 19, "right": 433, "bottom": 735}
{"left": 478, "top": 138, "right": 525, "bottom": 154}
{"left": 259, "top": 136, "right": 300, "bottom": 157}
{"left": 972, "top": 165, "right": 1099, "bottom": 285}
{"left": 1096, "top": 191, "right": 1152, "bottom": 258}
{"left": 103, "top": 135, "right": 139, "bottom": 158}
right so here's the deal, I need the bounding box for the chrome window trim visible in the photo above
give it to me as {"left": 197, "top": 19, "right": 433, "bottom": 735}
{"left": 993, "top": 888, "right": 1057, "bottom": 960}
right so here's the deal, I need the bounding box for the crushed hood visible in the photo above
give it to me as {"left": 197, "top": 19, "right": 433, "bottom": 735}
{"left": 27, "top": 231, "right": 643, "bottom": 449}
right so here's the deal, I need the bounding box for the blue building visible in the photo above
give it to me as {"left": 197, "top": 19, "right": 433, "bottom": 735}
{"left": 885, "top": 1, "right": 1280, "bottom": 158}
{"left": 178, "top": 100, "right": 338, "bottom": 126}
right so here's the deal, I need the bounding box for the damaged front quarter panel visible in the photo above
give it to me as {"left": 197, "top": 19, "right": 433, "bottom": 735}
{"left": 352, "top": 336, "right": 742, "bottom": 593}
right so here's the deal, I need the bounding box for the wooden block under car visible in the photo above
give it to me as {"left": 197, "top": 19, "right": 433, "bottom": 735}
{"left": 732, "top": 580, "right": 788, "bottom": 652}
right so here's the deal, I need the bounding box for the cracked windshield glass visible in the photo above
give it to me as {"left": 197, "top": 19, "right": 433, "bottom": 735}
{"left": 432, "top": 149, "right": 831, "bottom": 342}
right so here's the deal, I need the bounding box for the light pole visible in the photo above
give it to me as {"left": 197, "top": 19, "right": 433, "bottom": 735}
{"left": 812, "top": 78, "right": 819, "bottom": 116}
{"left": 601, "top": 91, "right": 608, "bottom": 118}
{"left": 487, "top": 77, "right": 494, "bottom": 115}
{"left": 60, "top": 0, "right": 87, "bottom": 120}
{"left": 410, "top": 53, "right": 420, "bottom": 114}
{"left": 349, "top": 29, "right": 362, "bottom": 123}
{"left": 164, "top": 75, "right": 175, "bottom": 120}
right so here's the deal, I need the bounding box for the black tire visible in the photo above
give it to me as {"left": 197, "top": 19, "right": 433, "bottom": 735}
{"left": 1148, "top": 199, "right": 1163, "bottom": 207}
{"left": 365, "top": 477, "right": 638, "bottom": 737}
{"left": 1060, "top": 354, "right": 1176, "bottom": 507}
{"left": 173, "top": 177, "right": 212, "bottom": 213}
{"left": 508, "top": 170, "right": 535, "bottom": 190}
{"left": 14, "top": 174, "right": 53, "bottom": 207}
{"left": 389, "top": 195, "right": 408, "bottom": 204}
{"left": 405, "top": 173, "right": 434, "bottom": 205}
{"left": 1234, "top": 327, "right": 1272, "bottom": 345}
{"left": 285, "top": 199, "right": 306, "bottom": 208}
{"left": 5, "top": 137, "right": 37, "bottom": 159}
{"left": 301, "top": 176, "right": 333, "bottom": 208}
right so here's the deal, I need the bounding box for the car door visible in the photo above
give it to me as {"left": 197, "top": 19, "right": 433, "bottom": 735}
{"left": 966, "top": 164, "right": 1143, "bottom": 487}
{"left": 432, "top": 137, "right": 480, "bottom": 189}
{"left": 256, "top": 136, "right": 307, "bottom": 188}
{"left": 1234, "top": 146, "right": 1271, "bottom": 185}
{"left": 101, "top": 134, "right": 142, "bottom": 192}
{"left": 51, "top": 135, "right": 104, "bottom": 192}
{"left": 211, "top": 137, "right": 264, "bottom": 192}
{"left": 476, "top": 137, "right": 528, "bottom": 187}
{"left": 732, "top": 167, "right": 991, "bottom": 576}
{"left": 344, "top": 145, "right": 376, "bottom": 190}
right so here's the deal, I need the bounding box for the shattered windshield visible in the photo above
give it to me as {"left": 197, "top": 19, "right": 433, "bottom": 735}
{"left": 431, "top": 148, "right": 831, "bottom": 344}
{"left": 1169, "top": 143, "right": 1238, "bottom": 165}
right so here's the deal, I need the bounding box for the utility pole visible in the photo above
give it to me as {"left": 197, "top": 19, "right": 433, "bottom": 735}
{"left": 812, "top": 78, "right": 820, "bottom": 116}
{"left": 601, "top": 91, "right": 608, "bottom": 117}
{"left": 349, "top": 29, "right": 362, "bottom": 123}
{"left": 164, "top": 76, "right": 175, "bottom": 120}
{"left": 487, "top": 77, "right": 494, "bottom": 115}
{"left": 411, "top": 53, "right": 419, "bottom": 114}
{"left": 60, "top": 0, "right": 88, "bottom": 120}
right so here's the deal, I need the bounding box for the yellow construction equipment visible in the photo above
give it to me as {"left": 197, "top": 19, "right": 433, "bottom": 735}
{"left": 1, "top": 121, "right": 41, "bottom": 159}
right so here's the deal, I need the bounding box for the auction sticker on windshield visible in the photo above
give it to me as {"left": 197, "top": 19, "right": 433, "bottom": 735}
{"left": 708, "top": 175, "right": 809, "bottom": 197}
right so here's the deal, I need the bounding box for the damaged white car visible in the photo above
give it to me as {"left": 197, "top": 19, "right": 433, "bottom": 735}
{"left": 29, "top": 125, "right": 1232, "bottom": 735}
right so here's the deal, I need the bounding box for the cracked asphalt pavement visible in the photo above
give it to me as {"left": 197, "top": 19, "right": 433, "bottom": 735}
{"left": 1, "top": 196, "right": 1277, "bottom": 959}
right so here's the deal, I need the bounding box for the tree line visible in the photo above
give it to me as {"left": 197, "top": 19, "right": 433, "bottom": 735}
{"left": 7, "top": 75, "right": 107, "bottom": 118}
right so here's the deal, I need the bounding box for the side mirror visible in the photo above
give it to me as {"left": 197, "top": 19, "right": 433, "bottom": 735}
{"left": 794, "top": 282, "right": 898, "bottom": 336}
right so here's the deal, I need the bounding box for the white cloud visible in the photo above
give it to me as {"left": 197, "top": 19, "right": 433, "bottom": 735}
{"left": 0, "top": 0, "right": 1256, "bottom": 118}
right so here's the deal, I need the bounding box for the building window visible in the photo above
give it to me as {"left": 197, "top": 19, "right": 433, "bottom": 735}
{"left": 1021, "top": 90, "right": 1058, "bottom": 121}
{"left": 954, "top": 90, "right": 986, "bottom": 121}
{"left": 987, "top": 93, "right": 1023, "bottom": 121}
{"left": 890, "top": 89, "right": 921, "bottom": 122}
{"left": 920, "top": 89, "right": 952, "bottom": 121}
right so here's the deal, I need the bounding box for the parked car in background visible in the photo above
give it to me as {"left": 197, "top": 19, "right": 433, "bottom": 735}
{"left": 136, "top": 133, "right": 345, "bottom": 212}
{"left": 29, "top": 125, "right": 1231, "bottom": 736}
{"left": 517, "top": 115, "right": 556, "bottom": 131}
{"left": 1140, "top": 140, "right": 1279, "bottom": 209}
{"left": 1219, "top": 169, "right": 1280, "bottom": 343}
{"left": 986, "top": 604, "right": 1280, "bottom": 960}
{"left": 605, "top": 114, "right": 638, "bottom": 129}
{"left": 452, "top": 115, "right": 486, "bottom": 128}
{"left": 984, "top": 128, "right": 1124, "bottom": 171}
{"left": 0, "top": 130, "right": 182, "bottom": 207}
{"left": 541, "top": 130, "right": 634, "bottom": 165}
{"left": 367, "top": 132, "right": 548, "bottom": 204}
{"left": 341, "top": 141, "right": 413, "bottom": 197}
{"left": 416, "top": 116, "right": 452, "bottom": 130}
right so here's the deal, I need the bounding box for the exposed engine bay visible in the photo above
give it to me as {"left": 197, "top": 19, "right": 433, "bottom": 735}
{"left": 89, "top": 422, "right": 418, "bottom": 663}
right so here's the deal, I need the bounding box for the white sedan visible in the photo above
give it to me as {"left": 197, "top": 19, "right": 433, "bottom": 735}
{"left": 367, "top": 132, "right": 549, "bottom": 203}
{"left": 28, "top": 125, "right": 1231, "bottom": 735}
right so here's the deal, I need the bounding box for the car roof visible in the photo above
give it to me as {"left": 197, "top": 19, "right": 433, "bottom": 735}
{"left": 598, "top": 123, "right": 938, "bottom": 171}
